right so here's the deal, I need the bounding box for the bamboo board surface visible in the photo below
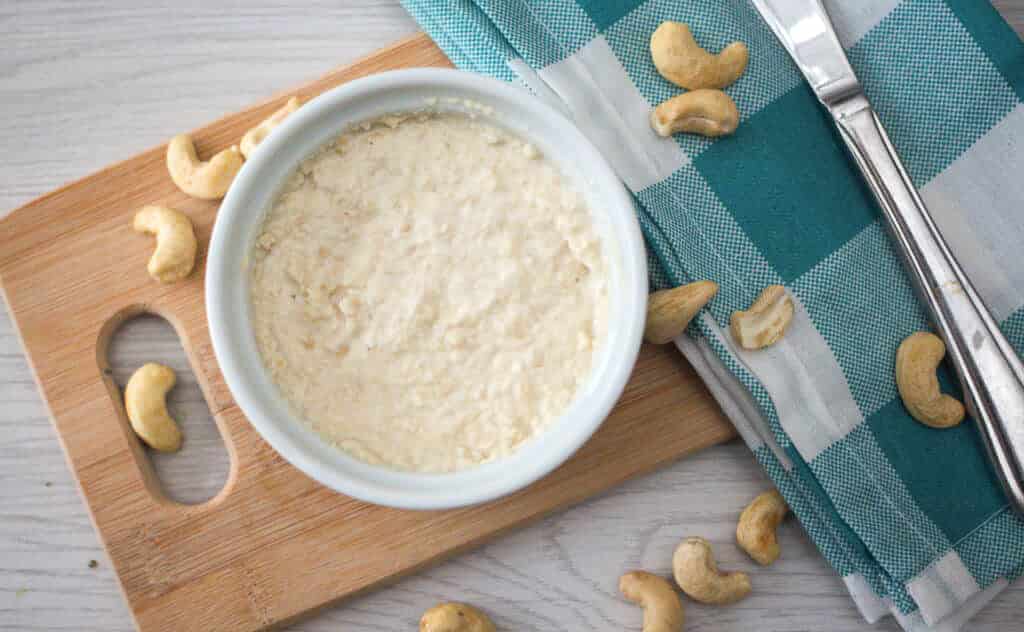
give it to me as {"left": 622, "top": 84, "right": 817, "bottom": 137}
{"left": 0, "top": 33, "right": 735, "bottom": 632}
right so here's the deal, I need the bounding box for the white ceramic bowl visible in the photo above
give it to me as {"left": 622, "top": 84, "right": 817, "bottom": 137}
{"left": 207, "top": 68, "right": 647, "bottom": 510}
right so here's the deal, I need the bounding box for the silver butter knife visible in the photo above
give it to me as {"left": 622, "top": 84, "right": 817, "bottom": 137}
{"left": 751, "top": 0, "right": 1024, "bottom": 514}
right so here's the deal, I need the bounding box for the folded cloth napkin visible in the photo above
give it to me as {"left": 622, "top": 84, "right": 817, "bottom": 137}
{"left": 401, "top": 0, "right": 1024, "bottom": 628}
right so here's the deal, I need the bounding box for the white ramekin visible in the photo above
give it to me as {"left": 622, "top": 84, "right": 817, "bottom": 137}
{"left": 206, "top": 68, "right": 647, "bottom": 510}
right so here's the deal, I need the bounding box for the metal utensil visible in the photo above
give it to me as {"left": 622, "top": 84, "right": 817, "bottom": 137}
{"left": 751, "top": 0, "right": 1024, "bottom": 514}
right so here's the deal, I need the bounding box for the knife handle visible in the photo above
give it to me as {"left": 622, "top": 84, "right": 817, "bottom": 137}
{"left": 835, "top": 96, "right": 1024, "bottom": 515}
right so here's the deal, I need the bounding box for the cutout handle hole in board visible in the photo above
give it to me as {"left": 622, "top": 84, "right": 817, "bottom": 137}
{"left": 106, "top": 314, "right": 229, "bottom": 504}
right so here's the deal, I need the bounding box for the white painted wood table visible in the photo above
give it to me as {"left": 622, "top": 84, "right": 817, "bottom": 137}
{"left": 2, "top": 2, "right": 1022, "bottom": 630}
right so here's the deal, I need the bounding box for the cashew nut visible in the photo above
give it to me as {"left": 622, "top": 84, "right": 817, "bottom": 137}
{"left": 896, "top": 332, "right": 965, "bottom": 428}
{"left": 124, "top": 363, "right": 183, "bottom": 452}
{"left": 132, "top": 205, "right": 197, "bottom": 283}
{"left": 619, "top": 571, "right": 684, "bottom": 632}
{"left": 645, "top": 281, "right": 719, "bottom": 344}
{"left": 730, "top": 285, "right": 794, "bottom": 350}
{"left": 650, "top": 90, "right": 739, "bottom": 138}
{"left": 419, "top": 602, "right": 495, "bottom": 632}
{"left": 166, "top": 134, "right": 244, "bottom": 200}
{"left": 240, "top": 96, "right": 302, "bottom": 159}
{"left": 650, "top": 22, "right": 749, "bottom": 90}
{"left": 673, "top": 537, "right": 751, "bottom": 605}
{"left": 736, "top": 490, "right": 788, "bottom": 566}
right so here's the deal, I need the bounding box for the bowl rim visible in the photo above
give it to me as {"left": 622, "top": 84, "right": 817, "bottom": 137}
{"left": 206, "top": 67, "right": 647, "bottom": 510}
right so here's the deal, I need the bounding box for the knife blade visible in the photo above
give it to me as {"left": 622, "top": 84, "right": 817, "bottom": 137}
{"left": 751, "top": 0, "right": 1024, "bottom": 515}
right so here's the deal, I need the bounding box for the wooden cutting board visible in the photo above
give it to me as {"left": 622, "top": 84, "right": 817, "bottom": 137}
{"left": 0, "top": 33, "right": 735, "bottom": 632}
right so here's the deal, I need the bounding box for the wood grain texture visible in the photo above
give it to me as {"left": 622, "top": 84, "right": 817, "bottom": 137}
{"left": 1, "top": 2, "right": 1022, "bottom": 631}
{"left": 0, "top": 21, "right": 738, "bottom": 632}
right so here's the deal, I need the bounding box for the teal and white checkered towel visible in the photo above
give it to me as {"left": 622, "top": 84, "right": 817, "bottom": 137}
{"left": 400, "top": 0, "right": 1024, "bottom": 629}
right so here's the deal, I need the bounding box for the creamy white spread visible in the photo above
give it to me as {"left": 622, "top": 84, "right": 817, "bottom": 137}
{"left": 248, "top": 111, "right": 607, "bottom": 472}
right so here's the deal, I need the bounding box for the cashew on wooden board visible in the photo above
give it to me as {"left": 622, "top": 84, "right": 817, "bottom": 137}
{"left": 730, "top": 285, "right": 794, "bottom": 350}
{"left": 620, "top": 571, "right": 684, "bottom": 632}
{"left": 896, "top": 332, "right": 966, "bottom": 428}
{"left": 124, "top": 363, "right": 183, "bottom": 453}
{"left": 240, "top": 96, "right": 302, "bottom": 159}
{"left": 736, "top": 490, "right": 789, "bottom": 565}
{"left": 644, "top": 280, "right": 719, "bottom": 344}
{"left": 166, "top": 133, "right": 244, "bottom": 200}
{"left": 133, "top": 205, "right": 197, "bottom": 284}
{"left": 650, "top": 21, "right": 749, "bottom": 90}
{"left": 650, "top": 89, "right": 739, "bottom": 138}
{"left": 419, "top": 602, "right": 495, "bottom": 632}
{"left": 673, "top": 537, "right": 751, "bottom": 605}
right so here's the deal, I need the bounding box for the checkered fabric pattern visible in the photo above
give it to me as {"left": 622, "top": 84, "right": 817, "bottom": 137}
{"left": 400, "top": 0, "right": 1024, "bottom": 629}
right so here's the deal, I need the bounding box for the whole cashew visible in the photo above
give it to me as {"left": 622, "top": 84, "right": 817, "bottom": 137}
{"left": 133, "top": 205, "right": 197, "bottom": 283}
{"left": 650, "top": 90, "right": 739, "bottom": 138}
{"left": 419, "top": 602, "right": 495, "bottom": 632}
{"left": 736, "top": 490, "right": 788, "bottom": 566}
{"left": 124, "top": 363, "right": 183, "bottom": 453}
{"left": 645, "top": 280, "right": 719, "bottom": 344}
{"left": 673, "top": 537, "right": 751, "bottom": 605}
{"left": 896, "top": 332, "right": 966, "bottom": 428}
{"left": 240, "top": 96, "right": 302, "bottom": 159}
{"left": 166, "top": 134, "right": 244, "bottom": 200}
{"left": 650, "top": 22, "right": 749, "bottom": 90}
{"left": 619, "top": 571, "right": 684, "bottom": 632}
{"left": 730, "top": 285, "right": 794, "bottom": 350}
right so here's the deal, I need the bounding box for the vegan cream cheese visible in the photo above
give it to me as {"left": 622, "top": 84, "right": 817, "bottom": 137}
{"left": 248, "top": 111, "right": 608, "bottom": 472}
